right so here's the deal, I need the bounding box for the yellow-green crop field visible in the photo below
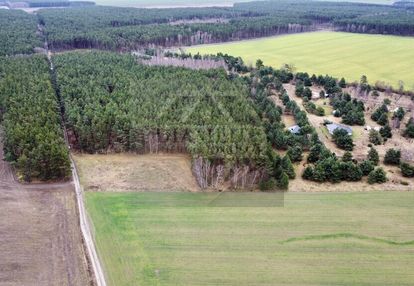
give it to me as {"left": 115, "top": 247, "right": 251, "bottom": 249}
{"left": 86, "top": 191, "right": 414, "bottom": 286}
{"left": 187, "top": 31, "right": 414, "bottom": 89}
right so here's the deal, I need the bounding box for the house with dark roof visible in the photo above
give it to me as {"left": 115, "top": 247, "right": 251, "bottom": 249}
{"left": 326, "top": 123, "right": 352, "bottom": 136}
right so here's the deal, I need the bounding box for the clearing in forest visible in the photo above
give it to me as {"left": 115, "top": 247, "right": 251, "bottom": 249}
{"left": 187, "top": 31, "right": 414, "bottom": 89}
{"left": 86, "top": 191, "right": 414, "bottom": 286}
{"left": 74, "top": 153, "right": 199, "bottom": 192}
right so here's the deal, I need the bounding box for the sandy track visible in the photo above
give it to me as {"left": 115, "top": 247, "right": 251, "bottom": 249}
{"left": 0, "top": 131, "right": 92, "bottom": 286}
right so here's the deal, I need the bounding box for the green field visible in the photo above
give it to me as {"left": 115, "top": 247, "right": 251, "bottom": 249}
{"left": 187, "top": 31, "right": 414, "bottom": 89}
{"left": 86, "top": 191, "right": 414, "bottom": 286}
{"left": 94, "top": 0, "right": 394, "bottom": 7}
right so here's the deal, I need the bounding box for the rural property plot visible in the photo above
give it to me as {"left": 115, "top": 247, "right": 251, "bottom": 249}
{"left": 187, "top": 31, "right": 414, "bottom": 89}
{"left": 86, "top": 191, "right": 414, "bottom": 286}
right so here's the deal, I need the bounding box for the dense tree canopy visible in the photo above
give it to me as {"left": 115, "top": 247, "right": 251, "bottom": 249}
{"left": 0, "top": 56, "right": 70, "bottom": 181}
{"left": 54, "top": 51, "right": 268, "bottom": 168}
{"left": 0, "top": 10, "right": 42, "bottom": 56}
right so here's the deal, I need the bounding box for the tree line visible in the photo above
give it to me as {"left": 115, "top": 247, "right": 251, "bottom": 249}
{"left": 0, "top": 56, "right": 70, "bottom": 181}
{"left": 36, "top": 0, "right": 414, "bottom": 52}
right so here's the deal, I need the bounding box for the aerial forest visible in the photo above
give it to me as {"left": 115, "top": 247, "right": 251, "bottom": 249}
{"left": 0, "top": 56, "right": 70, "bottom": 181}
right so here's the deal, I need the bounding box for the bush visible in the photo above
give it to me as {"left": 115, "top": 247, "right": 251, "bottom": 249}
{"left": 259, "top": 178, "right": 277, "bottom": 191}
{"left": 277, "top": 172, "right": 289, "bottom": 190}
{"left": 384, "top": 148, "right": 401, "bottom": 165}
{"left": 369, "top": 130, "right": 383, "bottom": 145}
{"left": 303, "top": 87, "right": 312, "bottom": 100}
{"left": 332, "top": 128, "right": 354, "bottom": 151}
{"left": 342, "top": 151, "right": 353, "bottom": 162}
{"left": 377, "top": 113, "right": 389, "bottom": 126}
{"left": 368, "top": 167, "right": 387, "bottom": 184}
{"left": 287, "top": 145, "right": 303, "bottom": 162}
{"left": 400, "top": 162, "right": 414, "bottom": 177}
{"left": 281, "top": 155, "right": 296, "bottom": 179}
{"left": 393, "top": 107, "right": 405, "bottom": 121}
{"left": 367, "top": 147, "right": 379, "bottom": 165}
{"left": 338, "top": 162, "right": 363, "bottom": 181}
{"left": 295, "top": 82, "right": 304, "bottom": 97}
{"left": 302, "top": 166, "right": 314, "bottom": 180}
{"left": 379, "top": 124, "right": 392, "bottom": 139}
{"left": 404, "top": 119, "right": 414, "bottom": 138}
{"left": 315, "top": 106, "right": 325, "bottom": 116}
{"left": 359, "top": 160, "right": 374, "bottom": 176}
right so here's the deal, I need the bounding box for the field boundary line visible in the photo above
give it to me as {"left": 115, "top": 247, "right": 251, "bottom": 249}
{"left": 46, "top": 49, "right": 107, "bottom": 286}
{"left": 70, "top": 154, "right": 107, "bottom": 286}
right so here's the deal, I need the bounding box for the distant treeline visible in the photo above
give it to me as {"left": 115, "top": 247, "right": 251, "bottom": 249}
{"left": 2, "top": 1, "right": 414, "bottom": 57}
{"left": 6, "top": 0, "right": 95, "bottom": 8}
{"left": 37, "top": 1, "right": 414, "bottom": 52}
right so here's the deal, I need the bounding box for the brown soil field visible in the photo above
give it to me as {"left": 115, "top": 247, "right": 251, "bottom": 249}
{"left": 0, "top": 132, "right": 92, "bottom": 286}
{"left": 73, "top": 153, "right": 200, "bottom": 192}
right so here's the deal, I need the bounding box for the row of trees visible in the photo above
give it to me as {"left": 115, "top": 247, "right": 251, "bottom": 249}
{"left": 0, "top": 56, "right": 70, "bottom": 181}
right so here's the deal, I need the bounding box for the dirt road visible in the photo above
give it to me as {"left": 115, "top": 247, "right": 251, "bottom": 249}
{"left": 0, "top": 130, "right": 93, "bottom": 286}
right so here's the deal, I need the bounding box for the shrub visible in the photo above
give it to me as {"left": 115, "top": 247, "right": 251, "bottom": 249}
{"left": 359, "top": 160, "right": 374, "bottom": 176}
{"left": 287, "top": 145, "right": 303, "bottom": 162}
{"left": 339, "top": 77, "right": 346, "bottom": 88}
{"left": 368, "top": 168, "right": 387, "bottom": 184}
{"left": 342, "top": 151, "right": 353, "bottom": 162}
{"left": 384, "top": 148, "right": 401, "bottom": 165}
{"left": 302, "top": 166, "right": 314, "bottom": 180}
{"left": 277, "top": 172, "right": 289, "bottom": 190}
{"left": 303, "top": 87, "right": 312, "bottom": 100}
{"left": 307, "top": 144, "right": 322, "bottom": 163}
{"left": 404, "top": 119, "right": 414, "bottom": 138}
{"left": 338, "top": 162, "right": 363, "bottom": 181}
{"left": 400, "top": 162, "right": 414, "bottom": 177}
{"left": 393, "top": 107, "right": 405, "bottom": 121}
{"left": 259, "top": 178, "right": 277, "bottom": 191}
{"left": 295, "top": 82, "right": 304, "bottom": 97}
{"left": 315, "top": 106, "right": 325, "bottom": 116}
{"left": 379, "top": 124, "right": 392, "bottom": 139}
{"left": 368, "top": 147, "right": 379, "bottom": 165}
{"left": 369, "top": 130, "right": 383, "bottom": 145}
{"left": 281, "top": 155, "right": 296, "bottom": 179}
{"left": 377, "top": 113, "right": 389, "bottom": 126}
{"left": 332, "top": 128, "right": 354, "bottom": 151}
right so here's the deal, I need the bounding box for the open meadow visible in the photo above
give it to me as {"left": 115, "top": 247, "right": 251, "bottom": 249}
{"left": 86, "top": 191, "right": 414, "bottom": 286}
{"left": 187, "top": 31, "right": 414, "bottom": 89}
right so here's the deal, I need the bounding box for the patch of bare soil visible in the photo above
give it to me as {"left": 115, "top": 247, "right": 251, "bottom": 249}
{"left": 73, "top": 153, "right": 200, "bottom": 192}
{"left": 0, "top": 132, "right": 92, "bottom": 286}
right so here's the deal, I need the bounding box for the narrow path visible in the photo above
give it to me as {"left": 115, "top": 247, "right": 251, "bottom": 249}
{"left": 45, "top": 34, "right": 107, "bottom": 286}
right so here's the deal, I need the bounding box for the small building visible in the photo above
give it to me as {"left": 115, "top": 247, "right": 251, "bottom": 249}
{"left": 312, "top": 92, "right": 320, "bottom": 100}
{"left": 288, "top": 125, "right": 301, "bottom": 135}
{"left": 326, "top": 123, "right": 352, "bottom": 136}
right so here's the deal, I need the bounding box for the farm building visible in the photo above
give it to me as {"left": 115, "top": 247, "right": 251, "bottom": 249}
{"left": 288, "top": 125, "right": 301, "bottom": 134}
{"left": 326, "top": 123, "right": 352, "bottom": 136}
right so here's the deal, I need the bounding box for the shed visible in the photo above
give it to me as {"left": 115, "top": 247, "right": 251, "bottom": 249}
{"left": 288, "top": 125, "right": 301, "bottom": 134}
{"left": 326, "top": 123, "right": 352, "bottom": 136}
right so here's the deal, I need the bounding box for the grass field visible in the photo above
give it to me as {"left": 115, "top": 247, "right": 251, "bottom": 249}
{"left": 94, "top": 0, "right": 395, "bottom": 8}
{"left": 86, "top": 191, "right": 414, "bottom": 286}
{"left": 187, "top": 31, "right": 414, "bottom": 89}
